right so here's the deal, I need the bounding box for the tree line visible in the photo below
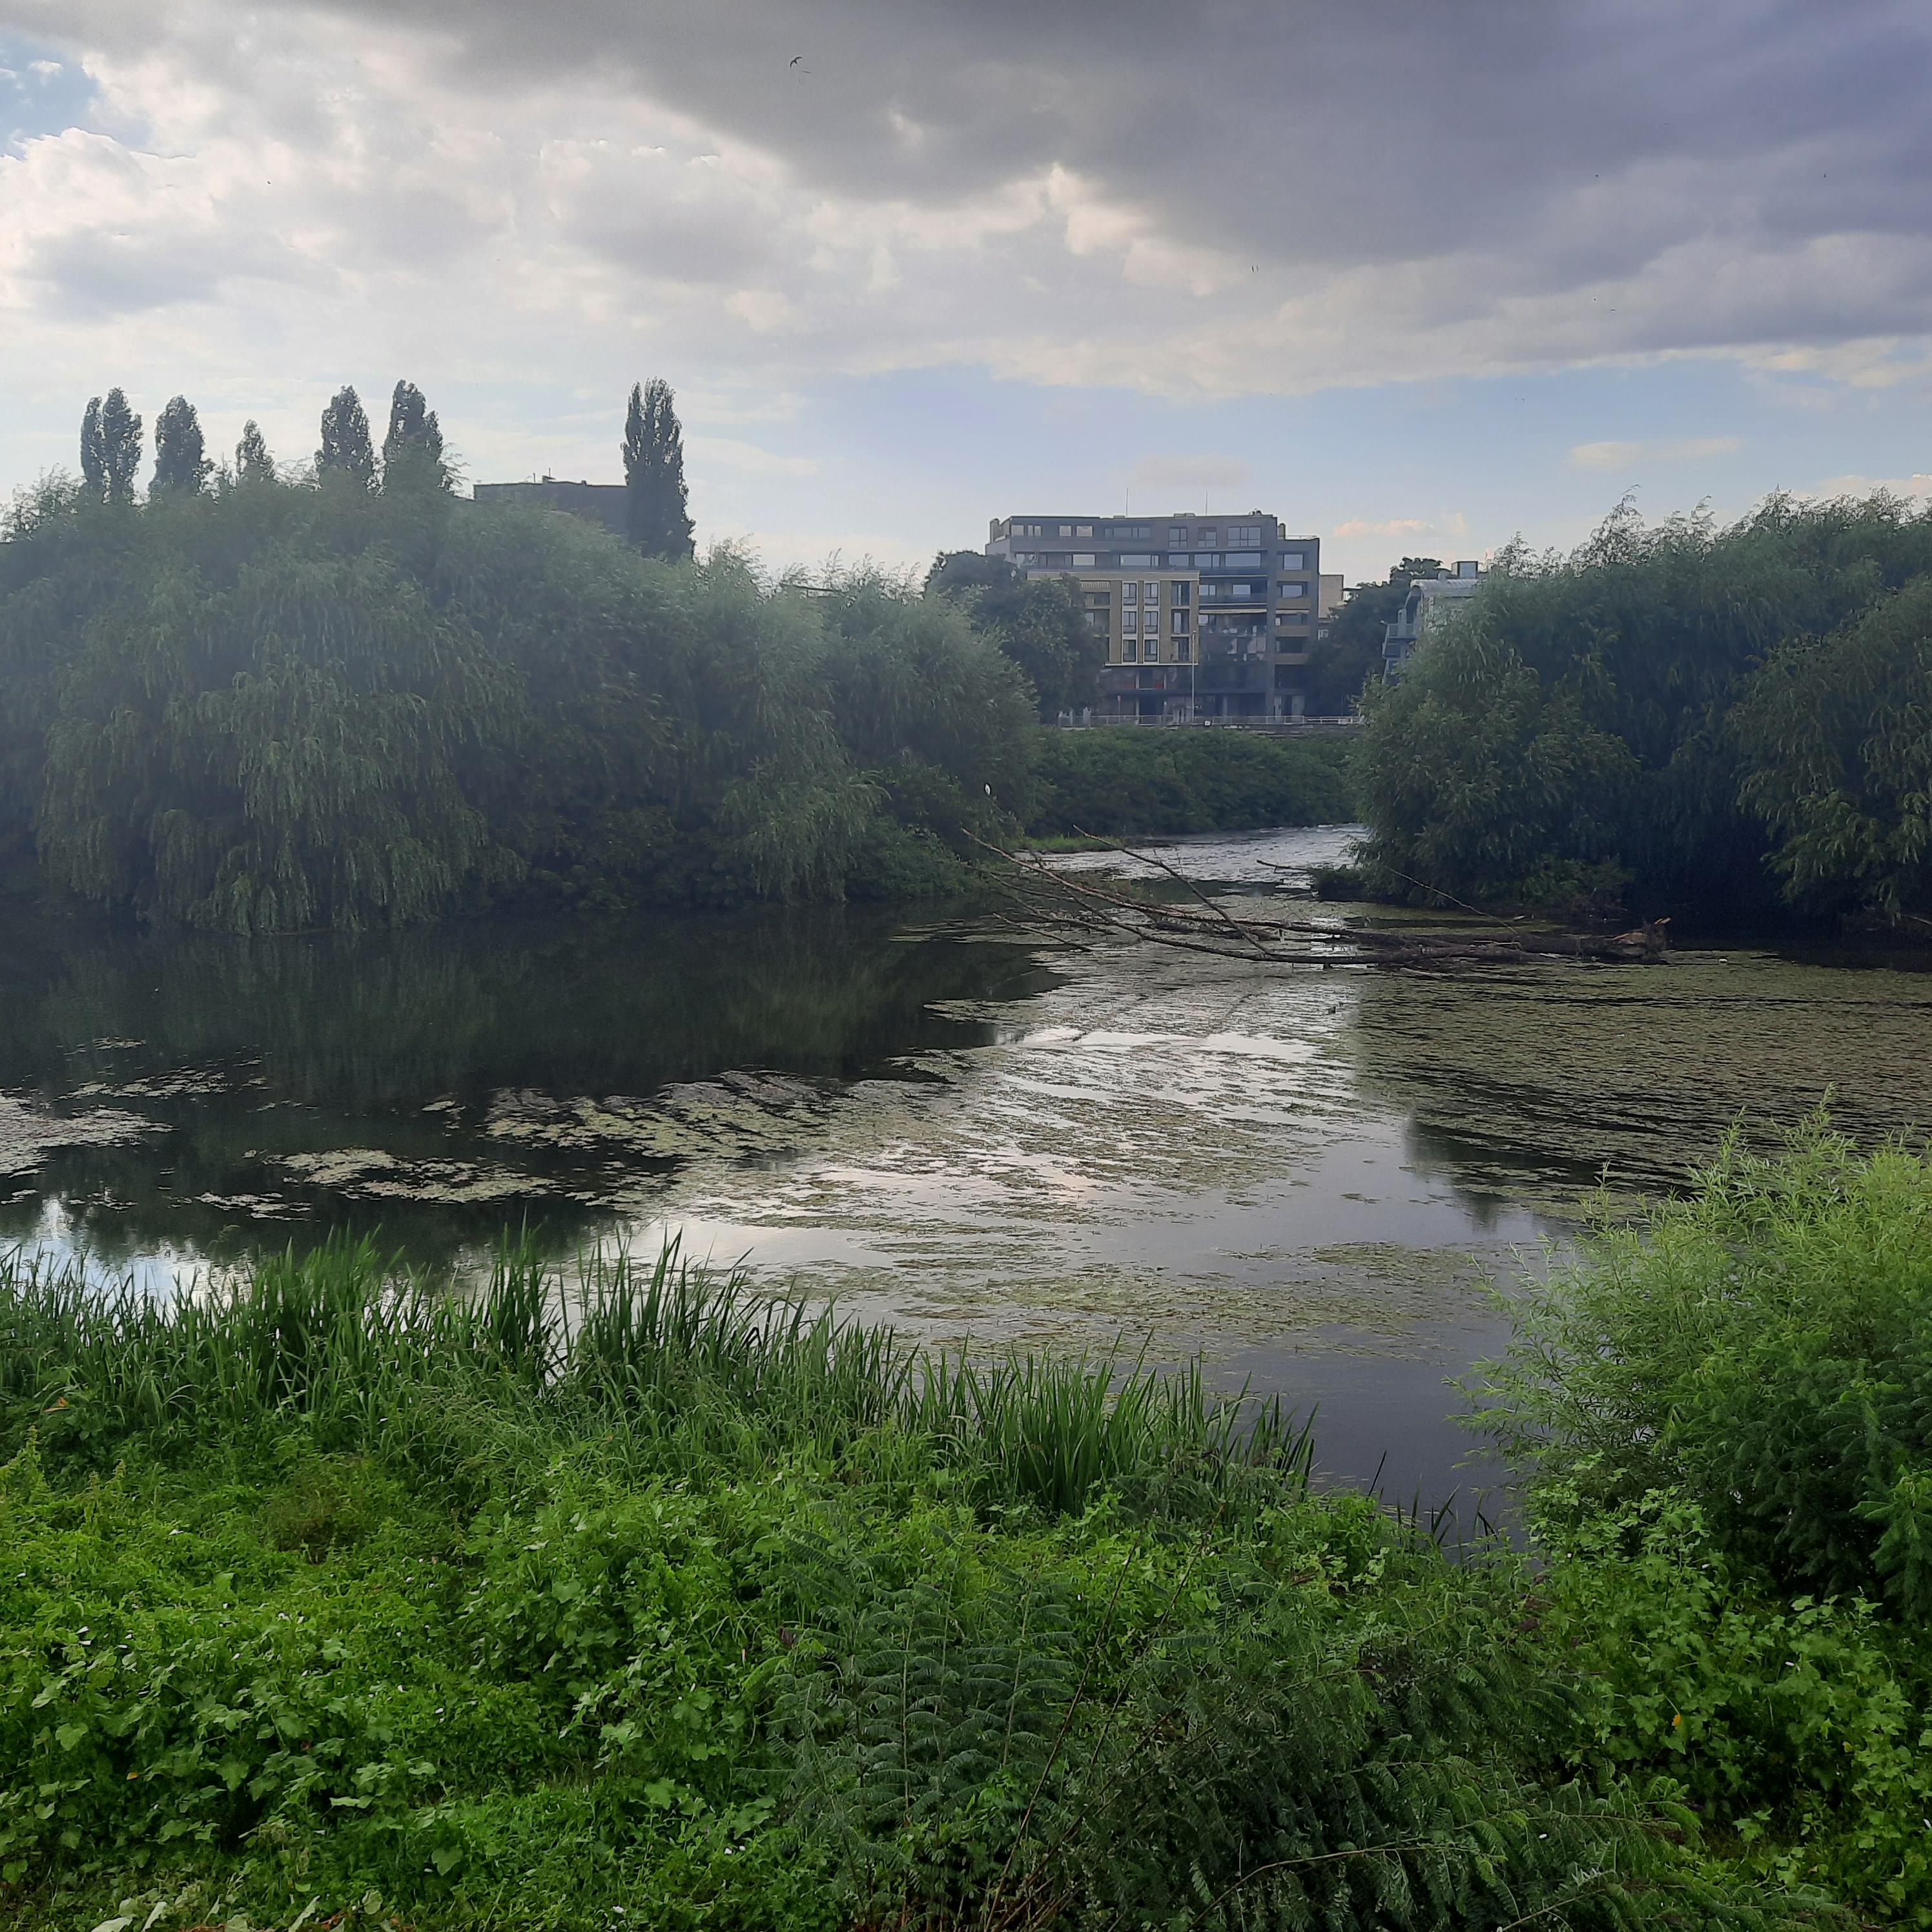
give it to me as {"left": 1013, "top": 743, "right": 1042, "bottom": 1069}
{"left": 0, "top": 378, "right": 1352, "bottom": 934}
{"left": 68, "top": 375, "right": 697, "bottom": 560}
{"left": 1339, "top": 492, "right": 1932, "bottom": 927}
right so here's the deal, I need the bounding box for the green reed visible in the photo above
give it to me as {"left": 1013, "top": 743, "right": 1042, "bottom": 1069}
{"left": 0, "top": 1233, "right": 1307, "bottom": 1517}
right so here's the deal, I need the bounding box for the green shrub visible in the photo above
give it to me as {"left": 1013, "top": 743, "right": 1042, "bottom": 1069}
{"left": 1026, "top": 726, "right": 1355, "bottom": 838}
{"left": 1478, "top": 1122, "right": 1932, "bottom": 1922}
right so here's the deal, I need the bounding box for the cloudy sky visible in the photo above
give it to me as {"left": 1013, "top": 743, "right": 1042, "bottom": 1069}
{"left": 4, "top": 0, "right": 1931, "bottom": 579}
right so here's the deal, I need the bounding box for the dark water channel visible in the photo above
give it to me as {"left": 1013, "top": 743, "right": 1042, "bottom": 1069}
{"left": 7, "top": 825, "right": 1932, "bottom": 1516}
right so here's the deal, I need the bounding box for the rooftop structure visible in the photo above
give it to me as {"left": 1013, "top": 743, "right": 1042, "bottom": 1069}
{"left": 987, "top": 512, "right": 1321, "bottom": 720}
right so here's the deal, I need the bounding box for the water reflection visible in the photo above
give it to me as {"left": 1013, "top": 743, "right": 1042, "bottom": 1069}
{"left": 0, "top": 903, "right": 1048, "bottom": 1265}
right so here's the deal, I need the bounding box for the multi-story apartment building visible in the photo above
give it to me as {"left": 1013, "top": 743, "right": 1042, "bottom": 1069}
{"left": 985, "top": 513, "right": 1322, "bottom": 720}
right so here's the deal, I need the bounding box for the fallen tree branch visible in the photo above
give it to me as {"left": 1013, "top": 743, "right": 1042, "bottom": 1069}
{"left": 973, "top": 836, "right": 1669, "bottom": 971}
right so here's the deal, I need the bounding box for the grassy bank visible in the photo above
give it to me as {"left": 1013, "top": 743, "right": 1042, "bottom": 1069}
{"left": 5, "top": 1128, "right": 1929, "bottom": 1929}
{"left": 1024, "top": 728, "right": 1355, "bottom": 841}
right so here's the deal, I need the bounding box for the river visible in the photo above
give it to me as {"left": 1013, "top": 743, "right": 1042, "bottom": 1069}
{"left": 6, "top": 824, "right": 1931, "bottom": 1510}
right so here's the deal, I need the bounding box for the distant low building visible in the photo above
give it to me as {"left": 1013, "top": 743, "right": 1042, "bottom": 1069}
{"left": 473, "top": 477, "right": 628, "bottom": 538}
{"left": 1382, "top": 560, "right": 1485, "bottom": 677}
{"left": 987, "top": 511, "right": 1322, "bottom": 719}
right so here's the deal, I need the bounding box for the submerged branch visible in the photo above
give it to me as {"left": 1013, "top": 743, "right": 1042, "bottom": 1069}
{"left": 974, "top": 836, "right": 1669, "bottom": 971}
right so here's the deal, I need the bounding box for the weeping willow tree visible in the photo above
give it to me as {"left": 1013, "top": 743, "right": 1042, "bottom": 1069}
{"left": 1733, "top": 573, "right": 1932, "bottom": 922}
{"left": 0, "top": 466, "right": 1029, "bottom": 930}
{"left": 1350, "top": 492, "right": 1932, "bottom": 918}
{"left": 41, "top": 541, "right": 515, "bottom": 932}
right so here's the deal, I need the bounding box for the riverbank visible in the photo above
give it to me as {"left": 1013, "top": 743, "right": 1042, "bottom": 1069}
{"left": 5, "top": 1125, "right": 1929, "bottom": 1929}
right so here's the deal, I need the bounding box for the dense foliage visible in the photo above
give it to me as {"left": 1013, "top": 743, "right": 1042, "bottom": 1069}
{"left": 1348, "top": 496, "right": 1932, "bottom": 920}
{"left": 0, "top": 1233, "right": 1840, "bottom": 1932}
{"left": 1028, "top": 726, "right": 1355, "bottom": 838}
{"left": 0, "top": 475, "right": 1034, "bottom": 929}
{"left": 1479, "top": 1122, "right": 1932, "bottom": 1920}
{"left": 925, "top": 551, "right": 1107, "bottom": 721}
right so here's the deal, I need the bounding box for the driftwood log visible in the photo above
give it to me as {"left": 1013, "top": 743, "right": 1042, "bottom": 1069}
{"left": 976, "top": 838, "right": 1669, "bottom": 971}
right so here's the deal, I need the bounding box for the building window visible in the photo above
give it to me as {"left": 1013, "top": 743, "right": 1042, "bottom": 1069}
{"left": 1122, "top": 637, "right": 1138, "bottom": 661}
{"left": 1277, "top": 581, "right": 1308, "bottom": 599}
{"left": 1073, "top": 552, "right": 1096, "bottom": 568}
{"left": 1167, "top": 526, "right": 1188, "bottom": 544}
{"left": 1229, "top": 524, "right": 1262, "bottom": 546}
{"left": 1123, "top": 611, "right": 1138, "bottom": 632}
{"left": 1171, "top": 610, "right": 1190, "bottom": 634}
{"left": 1076, "top": 525, "right": 1093, "bottom": 538}
{"left": 1144, "top": 637, "right": 1160, "bottom": 662}
{"left": 1120, "top": 552, "right": 1156, "bottom": 567}
{"left": 1199, "top": 528, "right": 1217, "bottom": 545}
{"left": 1193, "top": 553, "right": 1218, "bottom": 568}
{"left": 1279, "top": 550, "right": 1304, "bottom": 569}
{"left": 1121, "top": 582, "right": 1138, "bottom": 604}
{"left": 1170, "top": 581, "right": 1191, "bottom": 606}
{"left": 1226, "top": 552, "right": 1262, "bottom": 569}
{"left": 1175, "top": 638, "right": 1191, "bottom": 661}
{"left": 1013, "top": 552, "right": 1037, "bottom": 566}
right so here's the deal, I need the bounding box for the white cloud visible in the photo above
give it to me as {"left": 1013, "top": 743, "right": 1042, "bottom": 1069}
{"left": 1331, "top": 512, "right": 1470, "bottom": 542}
{"left": 1568, "top": 437, "right": 1743, "bottom": 470}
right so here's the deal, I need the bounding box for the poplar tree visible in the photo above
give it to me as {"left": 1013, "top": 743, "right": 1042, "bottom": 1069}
{"left": 235, "top": 420, "right": 276, "bottom": 484}
{"left": 79, "top": 389, "right": 143, "bottom": 503}
{"left": 381, "top": 380, "right": 446, "bottom": 491}
{"left": 622, "top": 378, "right": 695, "bottom": 560}
{"left": 151, "top": 396, "right": 214, "bottom": 495}
{"left": 316, "top": 386, "right": 376, "bottom": 488}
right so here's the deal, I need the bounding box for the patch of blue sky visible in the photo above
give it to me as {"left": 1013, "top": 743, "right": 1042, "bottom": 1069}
{"left": 688, "top": 356, "right": 1932, "bottom": 582}
{"left": 0, "top": 36, "right": 98, "bottom": 151}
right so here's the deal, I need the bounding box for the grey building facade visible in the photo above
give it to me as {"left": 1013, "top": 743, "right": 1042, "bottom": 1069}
{"left": 473, "top": 478, "right": 628, "bottom": 538}
{"left": 986, "top": 513, "right": 1321, "bottom": 719}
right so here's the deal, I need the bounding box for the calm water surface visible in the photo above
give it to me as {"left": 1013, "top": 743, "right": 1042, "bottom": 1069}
{"left": 6, "top": 824, "right": 1932, "bottom": 1506}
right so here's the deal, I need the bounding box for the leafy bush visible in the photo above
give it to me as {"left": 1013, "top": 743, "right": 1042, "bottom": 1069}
{"left": 1478, "top": 1122, "right": 1932, "bottom": 1920}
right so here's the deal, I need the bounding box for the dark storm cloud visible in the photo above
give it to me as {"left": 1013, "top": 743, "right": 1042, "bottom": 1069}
{"left": 25, "top": 0, "right": 1924, "bottom": 272}
{"left": 5, "top": 0, "right": 1931, "bottom": 393}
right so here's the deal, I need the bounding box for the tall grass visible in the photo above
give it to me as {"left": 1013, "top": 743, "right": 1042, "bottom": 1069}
{"left": 0, "top": 1234, "right": 1308, "bottom": 1516}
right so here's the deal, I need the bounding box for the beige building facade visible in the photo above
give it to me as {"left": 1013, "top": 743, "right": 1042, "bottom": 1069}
{"left": 987, "top": 511, "right": 1321, "bottom": 719}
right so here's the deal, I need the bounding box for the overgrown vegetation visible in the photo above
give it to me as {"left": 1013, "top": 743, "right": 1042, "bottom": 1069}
{"left": 1026, "top": 727, "right": 1355, "bottom": 839}
{"left": 0, "top": 475, "right": 1033, "bottom": 928}
{"left": 1, "top": 469, "right": 1359, "bottom": 932}
{"left": 6, "top": 1141, "right": 1924, "bottom": 1929}
{"left": 1346, "top": 493, "right": 1932, "bottom": 921}
{"left": 1478, "top": 1119, "right": 1932, "bottom": 1922}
